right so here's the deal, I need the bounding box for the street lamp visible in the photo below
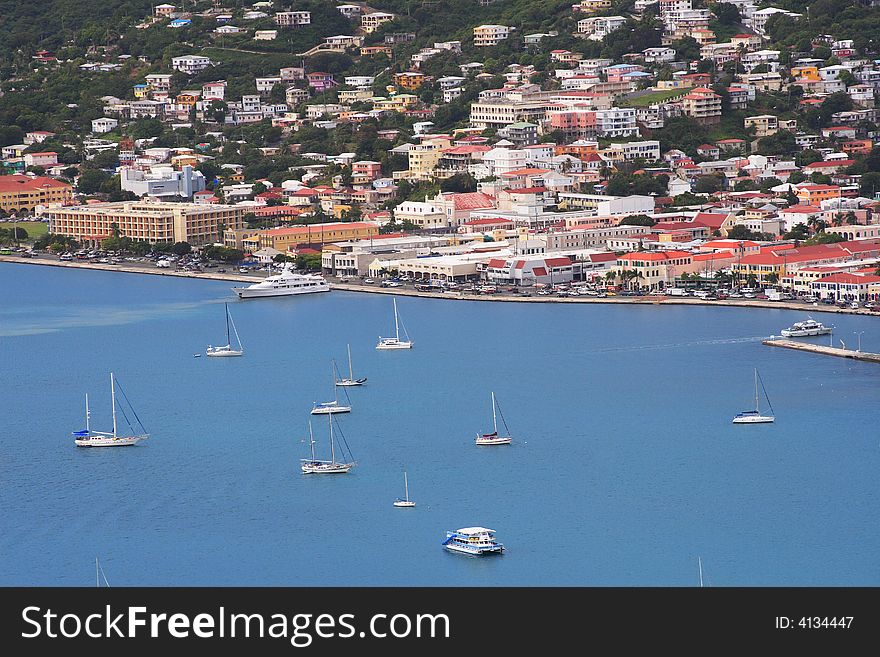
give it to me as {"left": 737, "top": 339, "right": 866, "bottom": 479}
{"left": 854, "top": 331, "right": 864, "bottom": 353}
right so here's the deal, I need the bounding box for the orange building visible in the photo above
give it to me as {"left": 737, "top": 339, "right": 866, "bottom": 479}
{"left": 795, "top": 184, "right": 840, "bottom": 206}
{"left": 0, "top": 175, "right": 73, "bottom": 213}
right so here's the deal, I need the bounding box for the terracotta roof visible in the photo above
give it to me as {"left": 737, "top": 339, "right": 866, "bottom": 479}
{"left": 0, "top": 175, "right": 71, "bottom": 193}
{"left": 815, "top": 273, "right": 880, "bottom": 284}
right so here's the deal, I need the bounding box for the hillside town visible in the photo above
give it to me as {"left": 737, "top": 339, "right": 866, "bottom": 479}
{"left": 2, "top": 0, "right": 880, "bottom": 304}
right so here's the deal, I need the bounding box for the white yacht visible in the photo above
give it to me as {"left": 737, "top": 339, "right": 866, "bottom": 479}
{"left": 232, "top": 263, "right": 329, "bottom": 299}
{"left": 301, "top": 417, "right": 355, "bottom": 474}
{"left": 393, "top": 472, "right": 416, "bottom": 508}
{"left": 732, "top": 368, "right": 775, "bottom": 424}
{"left": 376, "top": 298, "right": 413, "bottom": 350}
{"left": 206, "top": 303, "right": 243, "bottom": 357}
{"left": 476, "top": 392, "right": 512, "bottom": 445}
{"left": 312, "top": 361, "right": 353, "bottom": 415}
{"left": 73, "top": 373, "right": 149, "bottom": 447}
{"left": 442, "top": 527, "right": 504, "bottom": 556}
{"left": 780, "top": 318, "right": 832, "bottom": 337}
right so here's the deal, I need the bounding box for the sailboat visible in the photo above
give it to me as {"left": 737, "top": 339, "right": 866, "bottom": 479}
{"left": 72, "top": 373, "right": 149, "bottom": 447}
{"left": 393, "top": 471, "right": 416, "bottom": 507}
{"left": 206, "top": 303, "right": 243, "bottom": 357}
{"left": 301, "top": 416, "right": 355, "bottom": 474}
{"left": 96, "top": 557, "right": 111, "bottom": 587}
{"left": 376, "top": 297, "right": 413, "bottom": 350}
{"left": 732, "top": 368, "right": 775, "bottom": 424}
{"left": 476, "top": 392, "right": 512, "bottom": 445}
{"left": 336, "top": 344, "right": 367, "bottom": 386}
{"left": 312, "top": 360, "right": 353, "bottom": 414}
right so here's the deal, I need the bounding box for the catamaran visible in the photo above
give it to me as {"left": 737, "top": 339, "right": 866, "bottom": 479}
{"left": 442, "top": 527, "right": 504, "bottom": 556}
{"left": 312, "top": 360, "right": 353, "bottom": 414}
{"left": 476, "top": 392, "right": 512, "bottom": 445}
{"left": 301, "top": 416, "right": 355, "bottom": 474}
{"left": 393, "top": 471, "right": 416, "bottom": 508}
{"left": 732, "top": 368, "right": 775, "bottom": 424}
{"left": 206, "top": 303, "right": 243, "bottom": 357}
{"left": 73, "top": 373, "right": 149, "bottom": 447}
{"left": 336, "top": 344, "right": 366, "bottom": 386}
{"left": 376, "top": 297, "right": 413, "bottom": 350}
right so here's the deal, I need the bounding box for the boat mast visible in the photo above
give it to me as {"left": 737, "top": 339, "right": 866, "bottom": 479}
{"left": 110, "top": 372, "right": 117, "bottom": 438}
{"left": 308, "top": 421, "right": 316, "bottom": 461}
{"left": 754, "top": 369, "right": 760, "bottom": 413}
{"left": 404, "top": 471, "right": 409, "bottom": 501}
{"left": 329, "top": 414, "right": 335, "bottom": 464}
{"left": 492, "top": 392, "right": 497, "bottom": 433}
{"left": 85, "top": 393, "right": 90, "bottom": 433}
{"left": 347, "top": 344, "right": 354, "bottom": 380}
{"left": 393, "top": 298, "right": 400, "bottom": 340}
{"left": 225, "top": 303, "right": 230, "bottom": 347}
{"left": 698, "top": 556, "right": 704, "bottom": 588}
{"left": 96, "top": 557, "right": 99, "bottom": 588}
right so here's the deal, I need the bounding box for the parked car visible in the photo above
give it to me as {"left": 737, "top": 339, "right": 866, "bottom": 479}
{"left": 364, "top": 278, "right": 375, "bottom": 284}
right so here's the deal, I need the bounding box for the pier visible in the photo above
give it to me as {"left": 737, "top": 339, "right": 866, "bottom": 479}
{"left": 762, "top": 338, "right": 880, "bottom": 363}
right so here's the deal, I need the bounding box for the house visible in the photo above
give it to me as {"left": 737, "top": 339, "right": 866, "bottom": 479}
{"left": 275, "top": 11, "right": 311, "bottom": 27}
{"left": 696, "top": 144, "right": 720, "bottom": 160}
{"left": 307, "top": 72, "right": 338, "bottom": 92}
{"left": 473, "top": 25, "right": 512, "bottom": 47}
{"left": 361, "top": 12, "right": 395, "bottom": 33}
{"left": 745, "top": 114, "right": 778, "bottom": 137}
{"left": 171, "top": 55, "right": 212, "bottom": 75}
{"left": 254, "top": 30, "right": 278, "bottom": 41}
{"left": 679, "top": 87, "right": 722, "bottom": 125}
{"left": 91, "top": 117, "right": 119, "bottom": 134}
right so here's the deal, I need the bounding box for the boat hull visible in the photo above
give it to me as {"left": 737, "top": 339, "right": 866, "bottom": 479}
{"left": 336, "top": 379, "right": 366, "bottom": 386}
{"left": 780, "top": 329, "right": 831, "bottom": 337}
{"left": 75, "top": 435, "right": 146, "bottom": 447}
{"left": 443, "top": 543, "right": 503, "bottom": 556}
{"left": 310, "top": 405, "right": 352, "bottom": 415}
{"left": 376, "top": 340, "right": 413, "bottom": 350}
{"left": 301, "top": 462, "right": 352, "bottom": 474}
{"left": 206, "top": 349, "right": 243, "bottom": 357}
{"left": 393, "top": 500, "right": 416, "bottom": 508}
{"left": 476, "top": 436, "right": 512, "bottom": 445}
{"left": 732, "top": 415, "right": 775, "bottom": 424}
{"left": 233, "top": 284, "right": 330, "bottom": 299}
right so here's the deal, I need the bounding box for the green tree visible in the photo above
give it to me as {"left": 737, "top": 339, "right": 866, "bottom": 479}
{"left": 172, "top": 241, "right": 192, "bottom": 256}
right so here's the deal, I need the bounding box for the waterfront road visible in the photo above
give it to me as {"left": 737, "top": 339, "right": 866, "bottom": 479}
{"left": 2, "top": 253, "right": 878, "bottom": 317}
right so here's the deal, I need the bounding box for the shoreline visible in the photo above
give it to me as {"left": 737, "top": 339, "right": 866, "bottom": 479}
{"left": 2, "top": 255, "right": 878, "bottom": 317}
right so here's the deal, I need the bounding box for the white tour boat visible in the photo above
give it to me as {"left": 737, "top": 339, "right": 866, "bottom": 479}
{"left": 442, "top": 527, "right": 504, "bottom": 555}
{"left": 232, "top": 263, "right": 329, "bottom": 299}
{"left": 476, "top": 392, "right": 513, "bottom": 445}
{"left": 206, "top": 303, "right": 243, "bottom": 357}
{"left": 780, "top": 318, "right": 832, "bottom": 338}
{"left": 393, "top": 471, "right": 416, "bottom": 508}
{"left": 336, "top": 344, "right": 366, "bottom": 386}
{"left": 73, "top": 373, "right": 149, "bottom": 447}
{"left": 301, "top": 416, "right": 355, "bottom": 474}
{"left": 732, "top": 368, "right": 775, "bottom": 424}
{"left": 376, "top": 297, "right": 413, "bottom": 350}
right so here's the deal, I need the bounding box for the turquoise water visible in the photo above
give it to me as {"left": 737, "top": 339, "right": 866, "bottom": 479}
{"left": 1, "top": 263, "right": 879, "bottom": 586}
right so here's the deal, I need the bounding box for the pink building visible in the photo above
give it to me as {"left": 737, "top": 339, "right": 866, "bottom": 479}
{"left": 307, "top": 72, "right": 337, "bottom": 92}
{"left": 352, "top": 160, "right": 382, "bottom": 182}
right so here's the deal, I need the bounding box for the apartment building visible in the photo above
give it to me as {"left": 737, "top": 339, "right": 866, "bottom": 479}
{"left": 473, "top": 25, "right": 512, "bottom": 47}
{"left": 361, "top": 12, "right": 395, "bottom": 33}
{"left": 0, "top": 175, "right": 73, "bottom": 213}
{"left": 679, "top": 87, "right": 722, "bottom": 125}
{"left": 275, "top": 11, "right": 311, "bottom": 27}
{"left": 171, "top": 55, "right": 212, "bottom": 75}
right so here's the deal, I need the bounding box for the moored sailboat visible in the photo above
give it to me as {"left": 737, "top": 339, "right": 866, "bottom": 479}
{"left": 336, "top": 344, "right": 366, "bottom": 386}
{"left": 312, "top": 360, "right": 353, "bottom": 414}
{"left": 301, "top": 416, "right": 355, "bottom": 474}
{"left": 732, "top": 368, "right": 775, "bottom": 424}
{"left": 206, "top": 303, "right": 243, "bottom": 357}
{"left": 393, "top": 471, "right": 416, "bottom": 508}
{"left": 476, "top": 392, "right": 512, "bottom": 445}
{"left": 376, "top": 298, "right": 413, "bottom": 350}
{"left": 73, "top": 373, "right": 149, "bottom": 447}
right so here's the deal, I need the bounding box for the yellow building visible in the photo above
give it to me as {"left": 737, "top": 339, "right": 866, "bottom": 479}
{"left": 393, "top": 71, "right": 427, "bottom": 90}
{"left": 361, "top": 12, "right": 395, "bottom": 33}
{"left": 0, "top": 175, "right": 73, "bottom": 213}
{"left": 791, "top": 66, "right": 820, "bottom": 82}
{"left": 373, "top": 94, "right": 418, "bottom": 111}
{"left": 577, "top": 0, "right": 612, "bottom": 13}
{"left": 236, "top": 222, "right": 379, "bottom": 252}
{"left": 744, "top": 114, "right": 778, "bottom": 137}
{"left": 46, "top": 201, "right": 245, "bottom": 245}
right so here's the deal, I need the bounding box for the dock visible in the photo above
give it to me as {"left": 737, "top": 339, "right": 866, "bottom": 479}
{"left": 762, "top": 338, "right": 880, "bottom": 363}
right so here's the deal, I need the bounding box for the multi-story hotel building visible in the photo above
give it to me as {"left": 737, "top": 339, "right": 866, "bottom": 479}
{"left": 0, "top": 175, "right": 73, "bottom": 213}
{"left": 473, "top": 25, "right": 512, "bottom": 47}
{"left": 45, "top": 201, "right": 245, "bottom": 246}
{"left": 226, "top": 222, "right": 379, "bottom": 252}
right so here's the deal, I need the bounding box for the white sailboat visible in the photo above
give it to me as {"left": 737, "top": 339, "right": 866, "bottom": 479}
{"left": 393, "top": 471, "right": 416, "bottom": 508}
{"left": 336, "top": 344, "right": 366, "bottom": 386}
{"left": 312, "top": 360, "right": 353, "bottom": 414}
{"left": 376, "top": 297, "right": 413, "bottom": 350}
{"left": 73, "top": 373, "right": 149, "bottom": 447}
{"left": 732, "top": 368, "right": 775, "bottom": 424}
{"left": 301, "top": 416, "right": 355, "bottom": 474}
{"left": 476, "top": 392, "right": 512, "bottom": 445}
{"left": 206, "top": 303, "right": 243, "bottom": 357}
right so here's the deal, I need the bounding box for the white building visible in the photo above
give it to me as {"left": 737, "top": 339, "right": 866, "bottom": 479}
{"left": 275, "top": 11, "right": 311, "bottom": 27}
{"left": 473, "top": 25, "right": 512, "bottom": 47}
{"left": 120, "top": 165, "right": 206, "bottom": 199}
{"left": 171, "top": 55, "right": 212, "bottom": 75}
{"left": 91, "top": 117, "right": 119, "bottom": 134}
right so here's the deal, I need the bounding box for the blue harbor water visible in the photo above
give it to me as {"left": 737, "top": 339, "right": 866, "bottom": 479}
{"left": 1, "top": 263, "right": 879, "bottom": 586}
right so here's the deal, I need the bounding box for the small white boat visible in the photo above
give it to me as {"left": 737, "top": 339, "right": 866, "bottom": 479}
{"left": 312, "top": 360, "right": 352, "bottom": 414}
{"left": 336, "top": 344, "right": 366, "bottom": 386}
{"left": 206, "top": 303, "right": 243, "bottom": 357}
{"left": 376, "top": 297, "right": 413, "bottom": 350}
{"left": 780, "top": 318, "right": 832, "bottom": 338}
{"left": 476, "top": 392, "right": 512, "bottom": 445}
{"left": 732, "top": 368, "right": 775, "bottom": 424}
{"left": 393, "top": 471, "right": 416, "bottom": 508}
{"left": 301, "top": 416, "right": 355, "bottom": 474}
{"left": 232, "top": 263, "right": 329, "bottom": 298}
{"left": 442, "top": 527, "right": 504, "bottom": 555}
{"left": 73, "top": 373, "right": 149, "bottom": 447}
